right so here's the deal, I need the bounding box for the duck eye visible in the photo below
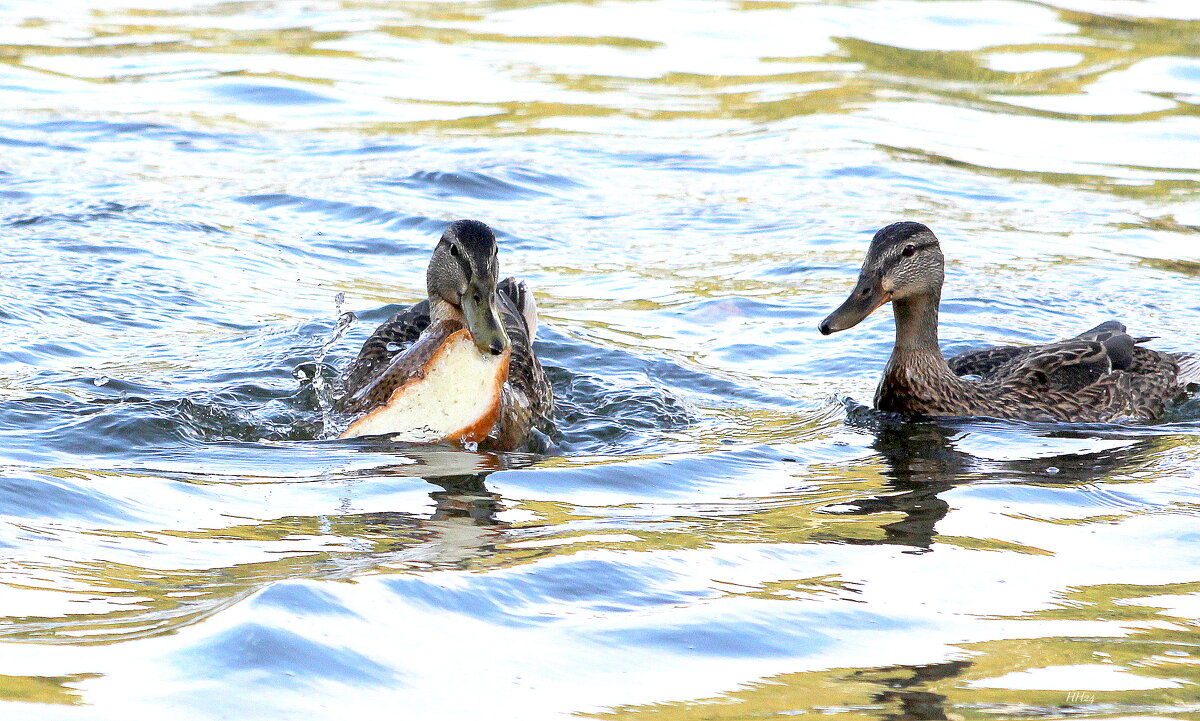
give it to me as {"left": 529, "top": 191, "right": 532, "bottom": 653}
{"left": 449, "top": 244, "right": 460, "bottom": 258}
{"left": 901, "top": 244, "right": 917, "bottom": 257}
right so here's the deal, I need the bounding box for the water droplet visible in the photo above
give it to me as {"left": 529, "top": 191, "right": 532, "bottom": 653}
{"left": 1046, "top": 466, "right": 1060, "bottom": 474}
{"left": 386, "top": 342, "right": 401, "bottom": 353}
{"left": 93, "top": 376, "right": 109, "bottom": 387}
{"left": 462, "top": 440, "right": 479, "bottom": 452}
{"left": 311, "top": 297, "right": 358, "bottom": 438}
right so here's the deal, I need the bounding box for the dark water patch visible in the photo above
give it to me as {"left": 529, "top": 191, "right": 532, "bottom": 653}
{"left": 870, "top": 162, "right": 1017, "bottom": 204}
{"left": 309, "top": 142, "right": 419, "bottom": 156}
{"left": 496, "top": 165, "right": 586, "bottom": 190}
{"left": 503, "top": 445, "right": 793, "bottom": 497}
{"left": 383, "top": 576, "right": 546, "bottom": 628}
{"left": 380, "top": 166, "right": 582, "bottom": 201}
{"left": 307, "top": 234, "right": 431, "bottom": 260}
{"left": 179, "top": 623, "right": 398, "bottom": 686}
{"left": 829, "top": 164, "right": 895, "bottom": 179}
{"left": 237, "top": 193, "right": 442, "bottom": 233}
{"left": 125, "top": 217, "right": 229, "bottom": 235}
{"left": 211, "top": 82, "right": 338, "bottom": 106}
{"left": 386, "top": 558, "right": 707, "bottom": 626}
{"left": 604, "top": 150, "right": 791, "bottom": 175}
{"left": 383, "top": 169, "right": 550, "bottom": 201}
{"left": 37, "top": 400, "right": 223, "bottom": 456}
{"left": 486, "top": 558, "right": 700, "bottom": 608}
{"left": 488, "top": 224, "right": 561, "bottom": 251}
{"left": 0, "top": 341, "right": 95, "bottom": 363}
{"left": 51, "top": 241, "right": 155, "bottom": 256}
{"left": 767, "top": 261, "right": 846, "bottom": 277}
{"left": 0, "top": 134, "right": 82, "bottom": 153}
{"left": 954, "top": 483, "right": 1164, "bottom": 513}
{"left": 0, "top": 473, "right": 140, "bottom": 522}
{"left": 5, "top": 201, "right": 143, "bottom": 228}
{"left": 46, "top": 281, "right": 200, "bottom": 329}
{"left": 590, "top": 607, "right": 910, "bottom": 659}
{"left": 29, "top": 119, "right": 252, "bottom": 151}
{"left": 252, "top": 583, "right": 361, "bottom": 618}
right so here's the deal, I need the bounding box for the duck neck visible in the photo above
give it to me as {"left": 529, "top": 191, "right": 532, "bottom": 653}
{"left": 876, "top": 289, "right": 963, "bottom": 415}
{"left": 884, "top": 289, "right": 958, "bottom": 385}
{"left": 429, "top": 297, "right": 464, "bottom": 325}
{"left": 891, "top": 290, "right": 942, "bottom": 356}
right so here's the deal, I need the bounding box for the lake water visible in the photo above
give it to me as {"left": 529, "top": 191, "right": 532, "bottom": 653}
{"left": 1, "top": 0, "right": 1199, "bottom": 718}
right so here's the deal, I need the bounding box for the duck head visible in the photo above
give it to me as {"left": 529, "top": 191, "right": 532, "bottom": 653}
{"left": 819, "top": 221, "right": 944, "bottom": 335}
{"left": 428, "top": 219, "right": 510, "bottom": 356}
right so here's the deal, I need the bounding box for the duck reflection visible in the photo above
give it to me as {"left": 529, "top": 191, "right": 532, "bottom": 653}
{"left": 826, "top": 407, "right": 1164, "bottom": 550}
{"left": 330, "top": 446, "right": 530, "bottom": 570}
{"left": 849, "top": 660, "right": 972, "bottom": 721}
{"left": 428, "top": 473, "right": 502, "bottom": 525}
{"left": 334, "top": 471, "right": 507, "bottom": 571}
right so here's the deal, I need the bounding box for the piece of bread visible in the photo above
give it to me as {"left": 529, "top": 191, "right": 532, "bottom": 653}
{"left": 341, "top": 329, "right": 511, "bottom": 444}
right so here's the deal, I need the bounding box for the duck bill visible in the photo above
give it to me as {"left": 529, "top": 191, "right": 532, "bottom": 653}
{"left": 819, "top": 279, "right": 892, "bottom": 335}
{"left": 461, "top": 283, "right": 510, "bottom": 356}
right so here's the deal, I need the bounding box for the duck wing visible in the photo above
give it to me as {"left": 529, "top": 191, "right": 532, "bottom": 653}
{"left": 496, "top": 277, "right": 548, "bottom": 411}
{"left": 991, "top": 327, "right": 1183, "bottom": 420}
{"left": 1006, "top": 336, "right": 1132, "bottom": 394}
{"left": 341, "top": 300, "right": 431, "bottom": 400}
{"left": 947, "top": 321, "right": 1145, "bottom": 380}
{"left": 947, "top": 344, "right": 1025, "bottom": 378}
{"left": 342, "top": 318, "right": 465, "bottom": 412}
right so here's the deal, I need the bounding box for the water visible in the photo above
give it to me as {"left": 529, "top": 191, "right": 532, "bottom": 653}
{"left": 1, "top": 0, "right": 1199, "bottom": 718}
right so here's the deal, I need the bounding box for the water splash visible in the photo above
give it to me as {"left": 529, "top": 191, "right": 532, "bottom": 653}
{"left": 312, "top": 291, "right": 356, "bottom": 438}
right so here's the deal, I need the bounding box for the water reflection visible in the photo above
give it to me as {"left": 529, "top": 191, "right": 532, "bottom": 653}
{"left": 850, "top": 660, "right": 973, "bottom": 721}
{"left": 0, "top": 462, "right": 511, "bottom": 645}
{"left": 0, "top": 672, "right": 98, "bottom": 707}
{"left": 826, "top": 408, "right": 1172, "bottom": 551}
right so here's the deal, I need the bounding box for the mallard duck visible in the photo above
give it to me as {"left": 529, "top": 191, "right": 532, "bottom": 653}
{"left": 819, "top": 221, "right": 1200, "bottom": 422}
{"left": 338, "top": 219, "right": 552, "bottom": 449}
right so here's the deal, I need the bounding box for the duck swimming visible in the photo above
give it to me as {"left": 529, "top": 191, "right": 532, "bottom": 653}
{"left": 819, "top": 221, "right": 1200, "bottom": 423}
{"left": 337, "top": 219, "right": 552, "bottom": 450}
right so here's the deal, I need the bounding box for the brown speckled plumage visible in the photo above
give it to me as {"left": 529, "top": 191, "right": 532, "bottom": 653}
{"left": 821, "top": 222, "right": 1196, "bottom": 423}
{"left": 338, "top": 221, "right": 553, "bottom": 449}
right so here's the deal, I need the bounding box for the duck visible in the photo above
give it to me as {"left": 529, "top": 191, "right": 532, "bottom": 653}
{"left": 337, "top": 219, "right": 553, "bottom": 450}
{"left": 818, "top": 221, "right": 1200, "bottom": 423}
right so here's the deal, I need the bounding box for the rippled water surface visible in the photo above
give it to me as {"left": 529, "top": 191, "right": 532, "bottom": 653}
{"left": 2, "top": 0, "right": 1200, "bottom": 718}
